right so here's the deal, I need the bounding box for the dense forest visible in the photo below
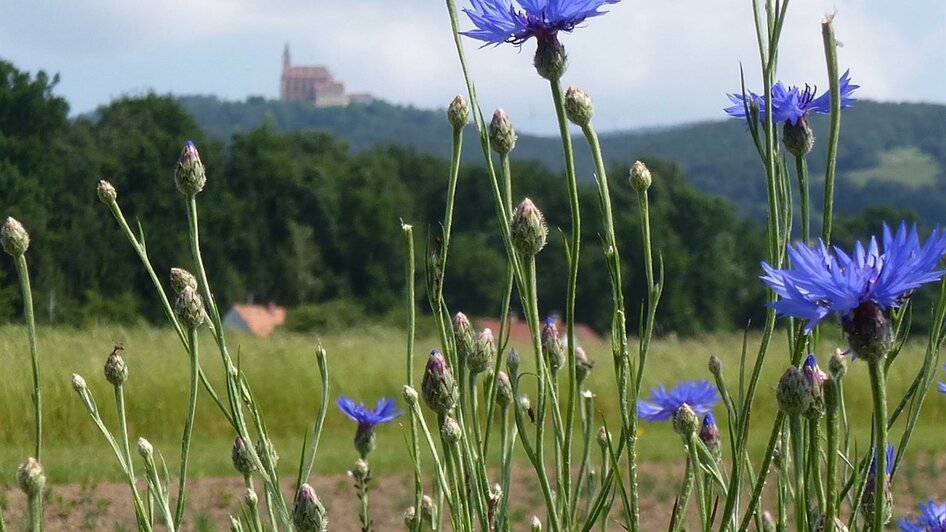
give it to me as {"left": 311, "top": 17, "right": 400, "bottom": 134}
{"left": 180, "top": 95, "right": 946, "bottom": 225}
{"left": 0, "top": 59, "right": 932, "bottom": 334}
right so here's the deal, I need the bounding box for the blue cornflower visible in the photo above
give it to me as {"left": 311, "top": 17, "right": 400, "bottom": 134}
{"left": 462, "top": 0, "right": 619, "bottom": 46}
{"left": 898, "top": 499, "right": 946, "bottom": 532}
{"left": 868, "top": 443, "right": 895, "bottom": 477}
{"left": 761, "top": 223, "right": 946, "bottom": 333}
{"left": 725, "top": 70, "right": 859, "bottom": 126}
{"left": 337, "top": 396, "right": 402, "bottom": 458}
{"left": 638, "top": 380, "right": 719, "bottom": 422}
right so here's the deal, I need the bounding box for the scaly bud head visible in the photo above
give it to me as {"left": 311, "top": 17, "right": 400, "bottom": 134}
{"left": 293, "top": 484, "right": 328, "bottom": 532}
{"left": 104, "top": 344, "right": 129, "bottom": 387}
{"left": 495, "top": 371, "right": 513, "bottom": 408}
{"left": 350, "top": 458, "right": 370, "bottom": 482}
{"left": 842, "top": 300, "right": 893, "bottom": 362}
{"left": 530, "top": 515, "right": 544, "bottom": 532}
{"left": 422, "top": 350, "right": 458, "bottom": 415}
{"left": 541, "top": 317, "right": 566, "bottom": 372}
{"left": 256, "top": 438, "right": 278, "bottom": 467}
{"left": 244, "top": 488, "right": 258, "bottom": 506}
{"left": 700, "top": 412, "right": 722, "bottom": 462}
{"left": 803, "top": 354, "right": 827, "bottom": 420}
{"left": 354, "top": 423, "right": 375, "bottom": 459}
{"left": 708, "top": 355, "right": 722, "bottom": 377}
{"left": 97, "top": 180, "right": 117, "bottom": 204}
{"left": 1, "top": 216, "right": 30, "bottom": 257}
{"left": 489, "top": 108, "right": 517, "bottom": 155}
{"left": 507, "top": 349, "right": 521, "bottom": 376}
{"left": 447, "top": 95, "right": 469, "bottom": 130}
{"left": 629, "top": 161, "right": 652, "bottom": 192}
{"left": 510, "top": 198, "right": 548, "bottom": 256}
{"left": 672, "top": 403, "right": 699, "bottom": 438}
{"left": 137, "top": 438, "right": 154, "bottom": 459}
{"left": 71, "top": 373, "right": 87, "bottom": 393}
{"left": 533, "top": 32, "right": 567, "bottom": 80}
{"left": 783, "top": 115, "right": 815, "bottom": 157}
{"left": 470, "top": 328, "right": 496, "bottom": 374}
{"left": 16, "top": 457, "right": 45, "bottom": 496}
{"left": 402, "top": 385, "right": 419, "bottom": 406}
{"left": 170, "top": 267, "right": 198, "bottom": 293}
{"left": 575, "top": 346, "right": 594, "bottom": 384}
{"left": 776, "top": 366, "right": 814, "bottom": 416}
{"left": 175, "top": 286, "right": 206, "bottom": 330}
{"left": 403, "top": 507, "right": 417, "bottom": 529}
{"left": 420, "top": 495, "right": 435, "bottom": 524}
{"left": 231, "top": 436, "right": 257, "bottom": 474}
{"left": 452, "top": 312, "right": 476, "bottom": 365}
{"left": 596, "top": 427, "right": 610, "bottom": 450}
{"left": 174, "top": 140, "right": 207, "bottom": 196}
{"left": 441, "top": 416, "right": 462, "bottom": 444}
{"left": 829, "top": 349, "right": 848, "bottom": 380}
{"left": 564, "top": 86, "right": 594, "bottom": 126}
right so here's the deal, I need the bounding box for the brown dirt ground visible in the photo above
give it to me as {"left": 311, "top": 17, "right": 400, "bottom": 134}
{"left": 2, "top": 455, "right": 944, "bottom": 531}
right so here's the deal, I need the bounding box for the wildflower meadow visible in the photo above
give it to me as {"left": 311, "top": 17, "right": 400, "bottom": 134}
{"left": 2, "top": 0, "right": 946, "bottom": 531}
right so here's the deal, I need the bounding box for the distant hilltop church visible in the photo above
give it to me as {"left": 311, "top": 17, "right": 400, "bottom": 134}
{"left": 280, "top": 45, "right": 372, "bottom": 107}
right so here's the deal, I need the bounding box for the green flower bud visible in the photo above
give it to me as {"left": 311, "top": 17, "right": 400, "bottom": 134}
{"left": 16, "top": 457, "right": 45, "bottom": 496}
{"left": 452, "top": 312, "right": 476, "bottom": 365}
{"left": 174, "top": 141, "right": 207, "bottom": 196}
{"left": 422, "top": 350, "right": 458, "bottom": 415}
{"left": 441, "top": 416, "right": 462, "bottom": 444}
{"left": 354, "top": 423, "right": 375, "bottom": 459}
{"left": 447, "top": 95, "right": 469, "bottom": 130}
{"left": 175, "top": 286, "right": 206, "bottom": 330}
{"left": 783, "top": 116, "right": 815, "bottom": 157}
{"left": 420, "top": 495, "right": 435, "bottom": 524}
{"left": 507, "top": 349, "right": 521, "bottom": 376}
{"left": 842, "top": 300, "right": 893, "bottom": 362}
{"left": 575, "top": 346, "right": 594, "bottom": 384}
{"left": 803, "top": 354, "right": 827, "bottom": 420}
{"left": 708, "top": 355, "right": 722, "bottom": 377}
{"left": 541, "top": 317, "right": 566, "bottom": 372}
{"left": 1, "top": 216, "right": 30, "bottom": 257}
{"left": 292, "top": 483, "right": 328, "bottom": 532}
{"left": 700, "top": 413, "right": 722, "bottom": 463}
{"left": 510, "top": 198, "right": 548, "bottom": 256}
{"left": 229, "top": 515, "right": 244, "bottom": 532}
{"left": 244, "top": 488, "right": 258, "bottom": 507}
{"left": 97, "top": 180, "right": 117, "bottom": 204}
{"left": 629, "top": 161, "right": 652, "bottom": 192}
{"left": 829, "top": 349, "right": 848, "bottom": 380}
{"left": 104, "top": 344, "right": 128, "bottom": 387}
{"left": 776, "top": 366, "right": 814, "bottom": 416}
{"left": 403, "top": 506, "right": 417, "bottom": 529}
{"left": 672, "top": 403, "right": 699, "bottom": 438}
{"left": 489, "top": 108, "right": 517, "bottom": 155}
{"left": 518, "top": 393, "right": 531, "bottom": 413}
{"left": 256, "top": 437, "right": 278, "bottom": 468}
{"left": 231, "top": 436, "right": 257, "bottom": 474}
{"left": 530, "top": 515, "right": 543, "bottom": 532}
{"left": 596, "top": 427, "right": 610, "bottom": 450}
{"left": 762, "top": 511, "right": 776, "bottom": 532}
{"left": 137, "top": 437, "right": 154, "bottom": 459}
{"left": 350, "top": 458, "right": 370, "bottom": 482}
{"left": 402, "top": 385, "right": 419, "bottom": 406}
{"left": 71, "top": 373, "right": 87, "bottom": 393}
{"left": 495, "top": 371, "right": 513, "bottom": 408}
{"left": 533, "top": 33, "right": 567, "bottom": 80}
{"left": 564, "top": 86, "right": 594, "bottom": 127}
{"left": 470, "top": 328, "right": 496, "bottom": 374}
{"left": 170, "top": 267, "right": 199, "bottom": 293}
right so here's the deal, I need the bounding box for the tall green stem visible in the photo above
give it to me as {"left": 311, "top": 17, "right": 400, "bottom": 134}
{"left": 820, "top": 17, "right": 841, "bottom": 244}
{"left": 174, "top": 327, "right": 200, "bottom": 528}
{"left": 794, "top": 155, "right": 810, "bottom": 243}
{"left": 670, "top": 454, "right": 696, "bottom": 532}
{"left": 824, "top": 379, "right": 840, "bottom": 529}
{"left": 14, "top": 256, "right": 41, "bottom": 462}
{"left": 867, "top": 360, "right": 888, "bottom": 532}
{"left": 789, "top": 415, "right": 808, "bottom": 532}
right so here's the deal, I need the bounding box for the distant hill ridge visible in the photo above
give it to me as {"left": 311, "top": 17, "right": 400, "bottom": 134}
{"left": 178, "top": 95, "right": 946, "bottom": 223}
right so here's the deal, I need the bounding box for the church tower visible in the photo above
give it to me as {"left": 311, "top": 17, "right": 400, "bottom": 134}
{"left": 283, "top": 44, "right": 290, "bottom": 68}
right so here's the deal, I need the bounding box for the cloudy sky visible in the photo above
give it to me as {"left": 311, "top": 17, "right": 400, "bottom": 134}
{"left": 2, "top": 0, "right": 944, "bottom": 134}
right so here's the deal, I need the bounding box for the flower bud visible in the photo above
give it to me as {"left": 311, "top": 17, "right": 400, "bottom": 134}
{"left": 231, "top": 436, "right": 257, "bottom": 474}
{"left": 776, "top": 366, "right": 814, "bottom": 416}
{"left": 596, "top": 427, "right": 610, "bottom": 450}
{"left": 841, "top": 300, "right": 893, "bottom": 362}
{"left": 354, "top": 423, "right": 375, "bottom": 458}
{"left": 104, "top": 344, "right": 129, "bottom": 387}
{"left": 71, "top": 373, "right": 88, "bottom": 393}
{"left": 402, "top": 385, "right": 419, "bottom": 406}
{"left": 541, "top": 317, "right": 566, "bottom": 372}
{"left": 533, "top": 33, "right": 567, "bottom": 80}
{"left": 761, "top": 511, "right": 776, "bottom": 532}
{"left": 256, "top": 437, "right": 278, "bottom": 467}
{"left": 16, "top": 457, "right": 45, "bottom": 496}
{"left": 422, "top": 350, "right": 458, "bottom": 415}
{"left": 1, "top": 216, "right": 30, "bottom": 257}
{"left": 229, "top": 516, "right": 244, "bottom": 532}
{"left": 518, "top": 393, "right": 531, "bottom": 413}
{"left": 447, "top": 95, "right": 469, "bottom": 130}
{"left": 507, "top": 349, "right": 521, "bottom": 376}
{"left": 628, "top": 161, "right": 652, "bottom": 192}
{"left": 244, "top": 488, "right": 258, "bottom": 507}
{"left": 829, "top": 349, "right": 848, "bottom": 380}
{"left": 813, "top": 514, "right": 849, "bottom": 532}
{"left": 350, "top": 458, "right": 370, "bottom": 482}
{"left": 170, "top": 267, "right": 199, "bottom": 293}
{"left": 97, "top": 180, "right": 117, "bottom": 204}
{"left": 175, "top": 286, "right": 206, "bottom": 330}
{"left": 495, "top": 371, "right": 513, "bottom": 408}
{"left": 489, "top": 108, "right": 517, "bottom": 155}
{"left": 137, "top": 437, "right": 154, "bottom": 459}
{"left": 292, "top": 483, "right": 328, "bottom": 532}
{"left": 772, "top": 439, "right": 786, "bottom": 471}
{"left": 452, "top": 312, "right": 476, "bottom": 365}
{"left": 403, "top": 506, "right": 417, "bottom": 529}
{"left": 470, "top": 328, "right": 496, "bottom": 374}
{"left": 575, "top": 346, "right": 594, "bottom": 384}
{"left": 802, "top": 354, "right": 827, "bottom": 420}
{"left": 708, "top": 355, "right": 722, "bottom": 377}
{"left": 672, "top": 403, "right": 699, "bottom": 438}
{"left": 783, "top": 115, "right": 815, "bottom": 157}
{"left": 441, "top": 415, "right": 462, "bottom": 444}
{"left": 510, "top": 198, "right": 548, "bottom": 256}
{"left": 530, "top": 515, "right": 543, "bottom": 532}
{"left": 700, "top": 412, "right": 722, "bottom": 462}
{"left": 564, "top": 86, "right": 594, "bottom": 127}
{"left": 174, "top": 141, "right": 207, "bottom": 196}
{"left": 420, "top": 495, "right": 435, "bottom": 524}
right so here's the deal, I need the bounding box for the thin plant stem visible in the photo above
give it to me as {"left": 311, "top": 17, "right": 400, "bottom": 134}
{"left": 824, "top": 379, "right": 840, "bottom": 528}
{"left": 26, "top": 492, "right": 41, "bottom": 532}
{"left": 357, "top": 465, "right": 372, "bottom": 532}
{"left": 867, "top": 360, "right": 888, "bottom": 532}
{"left": 808, "top": 417, "right": 825, "bottom": 510}
{"left": 173, "top": 327, "right": 200, "bottom": 529}
{"left": 820, "top": 16, "right": 841, "bottom": 244}
{"left": 789, "top": 415, "right": 808, "bottom": 532}
{"left": 670, "top": 455, "right": 696, "bottom": 532}
{"left": 300, "top": 344, "right": 330, "bottom": 487}
{"left": 794, "top": 155, "right": 810, "bottom": 243}
{"left": 738, "top": 410, "right": 786, "bottom": 532}
{"left": 13, "top": 255, "right": 42, "bottom": 462}
{"left": 401, "top": 225, "right": 424, "bottom": 532}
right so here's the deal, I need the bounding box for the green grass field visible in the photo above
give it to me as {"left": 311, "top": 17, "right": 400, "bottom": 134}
{"left": 0, "top": 323, "right": 943, "bottom": 486}
{"left": 844, "top": 146, "right": 940, "bottom": 188}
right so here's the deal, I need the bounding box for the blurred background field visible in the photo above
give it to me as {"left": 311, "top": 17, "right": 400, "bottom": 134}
{"left": 0, "top": 323, "right": 942, "bottom": 485}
